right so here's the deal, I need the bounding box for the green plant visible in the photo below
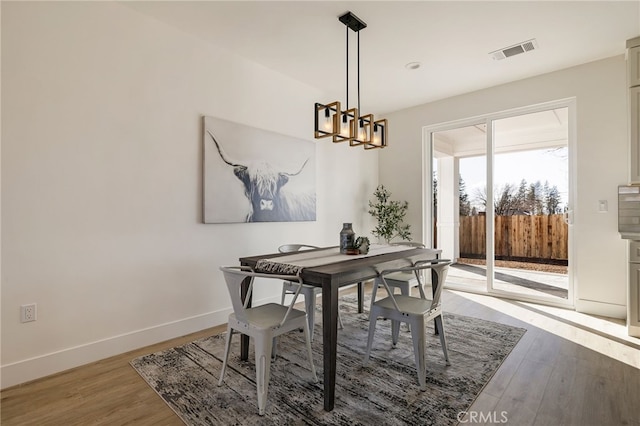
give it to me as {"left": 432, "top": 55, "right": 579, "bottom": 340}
{"left": 368, "top": 185, "right": 411, "bottom": 243}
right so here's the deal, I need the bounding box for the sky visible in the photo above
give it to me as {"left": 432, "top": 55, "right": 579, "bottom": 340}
{"left": 458, "top": 147, "right": 569, "bottom": 209}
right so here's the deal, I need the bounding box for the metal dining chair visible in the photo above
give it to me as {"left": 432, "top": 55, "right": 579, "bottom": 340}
{"left": 218, "top": 266, "right": 318, "bottom": 415}
{"left": 370, "top": 242, "right": 427, "bottom": 332}
{"left": 279, "top": 244, "right": 343, "bottom": 342}
{"left": 369, "top": 242, "right": 427, "bottom": 306}
{"left": 363, "top": 259, "right": 451, "bottom": 390}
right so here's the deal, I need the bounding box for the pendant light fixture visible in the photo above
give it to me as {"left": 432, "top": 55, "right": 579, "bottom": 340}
{"left": 314, "top": 11, "right": 387, "bottom": 149}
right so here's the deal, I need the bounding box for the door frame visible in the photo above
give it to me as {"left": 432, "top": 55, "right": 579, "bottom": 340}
{"left": 422, "top": 98, "right": 576, "bottom": 309}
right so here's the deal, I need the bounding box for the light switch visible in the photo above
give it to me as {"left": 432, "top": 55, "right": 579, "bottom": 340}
{"left": 598, "top": 200, "right": 608, "bottom": 212}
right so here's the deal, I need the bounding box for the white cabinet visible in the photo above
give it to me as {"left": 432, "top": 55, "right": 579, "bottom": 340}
{"left": 628, "top": 242, "right": 640, "bottom": 337}
{"left": 628, "top": 39, "right": 640, "bottom": 183}
{"left": 630, "top": 86, "right": 640, "bottom": 183}
{"left": 627, "top": 37, "right": 640, "bottom": 337}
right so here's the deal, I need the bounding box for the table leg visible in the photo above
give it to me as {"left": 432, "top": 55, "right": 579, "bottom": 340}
{"left": 357, "top": 281, "right": 364, "bottom": 313}
{"left": 322, "top": 279, "right": 339, "bottom": 411}
{"left": 240, "top": 274, "right": 252, "bottom": 360}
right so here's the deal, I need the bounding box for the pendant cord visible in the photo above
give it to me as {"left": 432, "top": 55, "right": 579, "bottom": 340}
{"left": 357, "top": 30, "right": 361, "bottom": 114}
{"left": 346, "top": 26, "right": 349, "bottom": 110}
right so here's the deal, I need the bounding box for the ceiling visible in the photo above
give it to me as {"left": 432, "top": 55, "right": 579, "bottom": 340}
{"left": 433, "top": 107, "right": 568, "bottom": 158}
{"left": 122, "top": 1, "right": 640, "bottom": 115}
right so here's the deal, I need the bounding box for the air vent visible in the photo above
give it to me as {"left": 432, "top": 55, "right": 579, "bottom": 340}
{"left": 490, "top": 39, "right": 538, "bottom": 60}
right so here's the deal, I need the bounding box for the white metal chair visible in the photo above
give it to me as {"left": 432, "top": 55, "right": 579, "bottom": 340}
{"left": 218, "top": 266, "right": 318, "bottom": 415}
{"left": 370, "top": 242, "right": 427, "bottom": 330}
{"left": 364, "top": 259, "right": 451, "bottom": 390}
{"left": 378, "top": 241, "right": 427, "bottom": 295}
{"left": 279, "top": 244, "right": 343, "bottom": 341}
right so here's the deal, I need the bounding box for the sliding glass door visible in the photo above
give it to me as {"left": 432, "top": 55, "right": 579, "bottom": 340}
{"left": 424, "top": 100, "right": 574, "bottom": 307}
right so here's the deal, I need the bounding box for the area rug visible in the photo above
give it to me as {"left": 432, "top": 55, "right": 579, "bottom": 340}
{"left": 131, "top": 295, "right": 525, "bottom": 425}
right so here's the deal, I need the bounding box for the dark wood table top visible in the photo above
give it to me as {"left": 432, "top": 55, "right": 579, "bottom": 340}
{"left": 240, "top": 246, "right": 441, "bottom": 287}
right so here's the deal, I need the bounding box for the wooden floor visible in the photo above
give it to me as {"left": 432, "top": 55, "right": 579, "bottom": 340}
{"left": 2, "top": 287, "right": 639, "bottom": 426}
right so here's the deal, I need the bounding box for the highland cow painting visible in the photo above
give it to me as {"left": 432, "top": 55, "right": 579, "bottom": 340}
{"left": 203, "top": 116, "right": 316, "bottom": 223}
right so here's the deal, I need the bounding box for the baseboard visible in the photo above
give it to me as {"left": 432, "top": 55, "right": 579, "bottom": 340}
{"left": 0, "top": 306, "right": 233, "bottom": 390}
{"left": 575, "top": 298, "right": 626, "bottom": 319}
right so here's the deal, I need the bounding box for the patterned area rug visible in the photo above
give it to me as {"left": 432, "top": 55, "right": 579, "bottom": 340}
{"left": 131, "top": 295, "right": 525, "bottom": 425}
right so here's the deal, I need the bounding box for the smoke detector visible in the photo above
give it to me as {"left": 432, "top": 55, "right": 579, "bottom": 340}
{"left": 490, "top": 38, "right": 538, "bottom": 60}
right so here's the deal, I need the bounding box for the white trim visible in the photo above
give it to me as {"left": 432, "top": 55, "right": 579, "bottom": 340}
{"left": 442, "top": 284, "right": 576, "bottom": 310}
{"left": 575, "top": 298, "right": 626, "bottom": 319}
{"left": 566, "top": 97, "right": 578, "bottom": 307}
{"left": 422, "top": 126, "right": 433, "bottom": 248}
{"left": 486, "top": 117, "right": 495, "bottom": 292}
{"left": 0, "top": 306, "right": 229, "bottom": 389}
{"left": 0, "top": 292, "right": 287, "bottom": 390}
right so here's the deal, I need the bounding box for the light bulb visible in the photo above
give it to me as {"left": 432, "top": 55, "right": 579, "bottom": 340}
{"left": 373, "top": 125, "right": 382, "bottom": 146}
{"left": 340, "top": 114, "right": 349, "bottom": 136}
{"left": 323, "top": 112, "right": 333, "bottom": 131}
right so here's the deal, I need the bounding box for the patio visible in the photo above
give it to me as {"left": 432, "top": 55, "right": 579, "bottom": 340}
{"left": 446, "top": 259, "right": 569, "bottom": 300}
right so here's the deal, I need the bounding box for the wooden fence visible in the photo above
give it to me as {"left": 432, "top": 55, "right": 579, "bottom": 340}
{"left": 458, "top": 214, "right": 568, "bottom": 263}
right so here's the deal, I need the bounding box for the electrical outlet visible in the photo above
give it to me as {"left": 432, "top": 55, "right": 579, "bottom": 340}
{"left": 21, "top": 304, "right": 37, "bottom": 323}
{"left": 598, "top": 200, "right": 608, "bottom": 213}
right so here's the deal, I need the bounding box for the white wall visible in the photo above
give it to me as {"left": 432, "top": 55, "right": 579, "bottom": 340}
{"left": 0, "top": 2, "right": 378, "bottom": 388}
{"left": 381, "top": 56, "right": 628, "bottom": 318}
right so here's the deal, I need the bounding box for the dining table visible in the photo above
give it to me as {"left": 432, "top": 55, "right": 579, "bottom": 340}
{"left": 239, "top": 244, "right": 441, "bottom": 412}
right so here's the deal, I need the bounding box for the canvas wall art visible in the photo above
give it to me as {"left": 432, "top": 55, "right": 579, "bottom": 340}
{"left": 203, "top": 116, "right": 316, "bottom": 223}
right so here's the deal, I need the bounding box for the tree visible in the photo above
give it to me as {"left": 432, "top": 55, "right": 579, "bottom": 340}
{"left": 473, "top": 185, "right": 487, "bottom": 211}
{"left": 368, "top": 185, "right": 411, "bottom": 243}
{"left": 514, "top": 179, "right": 528, "bottom": 214}
{"left": 526, "top": 181, "right": 544, "bottom": 215}
{"left": 433, "top": 171, "right": 438, "bottom": 219}
{"left": 474, "top": 184, "right": 518, "bottom": 215}
{"left": 545, "top": 185, "right": 562, "bottom": 214}
{"left": 459, "top": 176, "right": 472, "bottom": 216}
{"left": 494, "top": 183, "right": 517, "bottom": 215}
{"left": 434, "top": 174, "right": 566, "bottom": 217}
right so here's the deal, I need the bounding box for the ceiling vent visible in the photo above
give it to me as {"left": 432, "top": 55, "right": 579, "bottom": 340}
{"left": 490, "top": 39, "right": 538, "bottom": 60}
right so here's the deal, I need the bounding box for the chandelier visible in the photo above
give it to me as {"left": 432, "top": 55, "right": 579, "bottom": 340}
{"left": 314, "top": 11, "right": 387, "bottom": 149}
